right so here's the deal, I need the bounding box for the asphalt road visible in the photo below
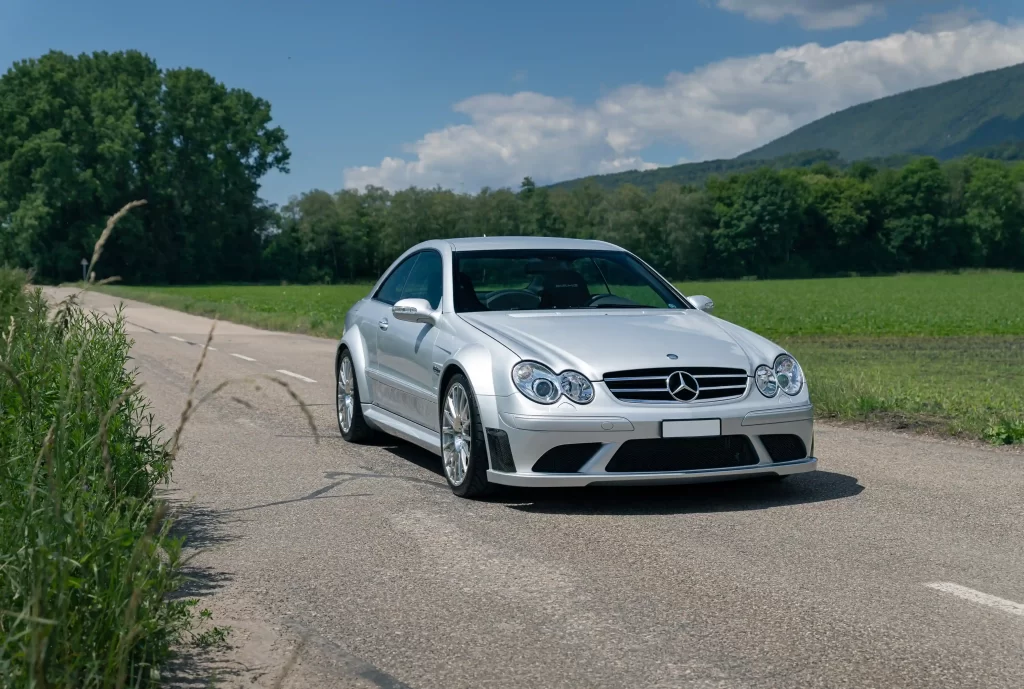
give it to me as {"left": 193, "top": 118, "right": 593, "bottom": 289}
{"left": 47, "top": 287, "right": 1024, "bottom": 689}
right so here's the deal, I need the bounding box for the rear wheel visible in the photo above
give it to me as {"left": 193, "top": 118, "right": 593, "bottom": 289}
{"left": 441, "top": 374, "right": 491, "bottom": 498}
{"left": 337, "top": 350, "right": 373, "bottom": 443}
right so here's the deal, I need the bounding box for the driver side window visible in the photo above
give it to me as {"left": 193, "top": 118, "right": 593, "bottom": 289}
{"left": 400, "top": 251, "right": 443, "bottom": 309}
{"left": 374, "top": 254, "right": 419, "bottom": 305}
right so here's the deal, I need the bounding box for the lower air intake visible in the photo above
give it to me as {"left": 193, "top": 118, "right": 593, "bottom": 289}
{"left": 532, "top": 443, "right": 602, "bottom": 473}
{"left": 759, "top": 434, "right": 807, "bottom": 462}
{"left": 605, "top": 436, "right": 758, "bottom": 472}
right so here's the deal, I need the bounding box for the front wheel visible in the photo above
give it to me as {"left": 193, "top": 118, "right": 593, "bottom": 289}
{"left": 440, "top": 374, "right": 491, "bottom": 498}
{"left": 337, "top": 350, "right": 374, "bottom": 443}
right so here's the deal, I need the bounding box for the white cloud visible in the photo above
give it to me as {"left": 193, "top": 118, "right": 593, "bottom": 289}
{"left": 716, "top": 0, "right": 888, "bottom": 30}
{"left": 916, "top": 6, "right": 983, "bottom": 32}
{"left": 344, "top": 21, "right": 1024, "bottom": 193}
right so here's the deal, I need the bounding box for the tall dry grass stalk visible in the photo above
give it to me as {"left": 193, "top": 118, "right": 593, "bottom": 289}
{"left": 87, "top": 199, "right": 147, "bottom": 283}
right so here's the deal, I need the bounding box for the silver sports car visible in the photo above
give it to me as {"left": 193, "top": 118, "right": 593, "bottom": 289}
{"left": 335, "top": 237, "right": 816, "bottom": 497}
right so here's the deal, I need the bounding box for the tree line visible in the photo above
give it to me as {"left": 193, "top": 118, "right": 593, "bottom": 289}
{"left": 268, "top": 157, "right": 1024, "bottom": 283}
{"left": 1, "top": 51, "right": 1023, "bottom": 285}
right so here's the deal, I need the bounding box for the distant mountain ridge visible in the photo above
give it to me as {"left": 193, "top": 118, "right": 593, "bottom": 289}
{"left": 549, "top": 62, "right": 1024, "bottom": 192}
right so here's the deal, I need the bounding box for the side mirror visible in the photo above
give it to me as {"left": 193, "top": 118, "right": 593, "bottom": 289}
{"left": 392, "top": 298, "right": 439, "bottom": 325}
{"left": 688, "top": 295, "right": 714, "bottom": 313}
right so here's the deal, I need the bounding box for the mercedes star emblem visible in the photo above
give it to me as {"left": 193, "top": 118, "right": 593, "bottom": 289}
{"left": 666, "top": 371, "right": 700, "bottom": 402}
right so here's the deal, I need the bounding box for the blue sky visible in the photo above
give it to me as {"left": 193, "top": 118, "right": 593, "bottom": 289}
{"left": 1, "top": 1, "right": 1022, "bottom": 203}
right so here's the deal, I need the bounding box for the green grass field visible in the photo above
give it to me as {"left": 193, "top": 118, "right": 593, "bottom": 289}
{"left": 97, "top": 271, "right": 1024, "bottom": 444}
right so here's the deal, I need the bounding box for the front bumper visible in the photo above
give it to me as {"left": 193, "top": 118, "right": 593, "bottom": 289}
{"left": 476, "top": 385, "right": 816, "bottom": 487}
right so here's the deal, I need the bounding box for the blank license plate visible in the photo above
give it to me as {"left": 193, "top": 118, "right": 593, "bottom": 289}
{"left": 661, "top": 419, "right": 721, "bottom": 438}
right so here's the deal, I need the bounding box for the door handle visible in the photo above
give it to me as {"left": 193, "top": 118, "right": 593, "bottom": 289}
{"left": 378, "top": 318, "right": 389, "bottom": 331}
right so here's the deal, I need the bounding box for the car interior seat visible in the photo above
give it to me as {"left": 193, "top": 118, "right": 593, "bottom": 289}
{"left": 538, "top": 270, "right": 591, "bottom": 309}
{"left": 456, "top": 272, "right": 487, "bottom": 312}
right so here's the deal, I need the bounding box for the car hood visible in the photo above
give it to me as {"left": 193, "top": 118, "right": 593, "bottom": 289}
{"left": 459, "top": 310, "right": 760, "bottom": 380}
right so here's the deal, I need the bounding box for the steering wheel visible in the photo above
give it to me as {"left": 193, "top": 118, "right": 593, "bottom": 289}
{"left": 484, "top": 289, "right": 542, "bottom": 311}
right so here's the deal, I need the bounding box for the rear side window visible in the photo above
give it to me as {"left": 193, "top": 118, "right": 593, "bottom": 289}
{"left": 400, "top": 251, "right": 443, "bottom": 309}
{"left": 374, "top": 254, "right": 418, "bottom": 305}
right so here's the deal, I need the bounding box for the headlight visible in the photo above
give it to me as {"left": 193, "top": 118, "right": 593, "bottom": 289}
{"left": 774, "top": 354, "right": 804, "bottom": 396}
{"left": 559, "top": 370, "right": 594, "bottom": 404}
{"left": 755, "top": 365, "right": 778, "bottom": 398}
{"left": 512, "top": 362, "right": 593, "bottom": 405}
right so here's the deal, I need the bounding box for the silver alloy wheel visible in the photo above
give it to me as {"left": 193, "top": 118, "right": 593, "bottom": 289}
{"left": 337, "top": 355, "right": 355, "bottom": 433}
{"left": 441, "top": 382, "right": 472, "bottom": 486}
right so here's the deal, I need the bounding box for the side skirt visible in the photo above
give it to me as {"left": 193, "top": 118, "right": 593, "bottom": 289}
{"left": 362, "top": 404, "right": 442, "bottom": 457}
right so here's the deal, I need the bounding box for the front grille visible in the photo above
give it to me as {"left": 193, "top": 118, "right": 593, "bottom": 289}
{"left": 532, "top": 443, "right": 602, "bottom": 473}
{"left": 603, "top": 367, "right": 748, "bottom": 403}
{"left": 605, "top": 436, "right": 757, "bottom": 472}
{"left": 486, "top": 428, "right": 516, "bottom": 472}
{"left": 760, "top": 434, "right": 807, "bottom": 462}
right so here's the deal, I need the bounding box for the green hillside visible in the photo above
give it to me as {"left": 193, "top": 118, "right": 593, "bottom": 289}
{"left": 740, "top": 62, "right": 1024, "bottom": 161}
{"left": 550, "top": 62, "right": 1024, "bottom": 192}
{"left": 547, "top": 149, "right": 921, "bottom": 192}
{"left": 547, "top": 150, "right": 846, "bottom": 191}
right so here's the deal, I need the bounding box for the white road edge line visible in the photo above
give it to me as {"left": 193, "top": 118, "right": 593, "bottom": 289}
{"left": 207, "top": 346, "right": 217, "bottom": 351}
{"left": 925, "top": 582, "right": 1024, "bottom": 617}
{"left": 276, "top": 369, "right": 317, "bottom": 383}
{"left": 169, "top": 336, "right": 187, "bottom": 342}
{"left": 231, "top": 353, "right": 257, "bottom": 362}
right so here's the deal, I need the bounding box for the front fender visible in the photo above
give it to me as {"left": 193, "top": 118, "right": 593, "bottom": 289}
{"left": 442, "top": 342, "right": 516, "bottom": 397}
{"left": 339, "top": 326, "right": 373, "bottom": 404}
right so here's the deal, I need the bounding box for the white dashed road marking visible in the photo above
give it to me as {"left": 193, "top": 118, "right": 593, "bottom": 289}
{"left": 231, "top": 353, "right": 257, "bottom": 362}
{"left": 276, "top": 369, "right": 317, "bottom": 384}
{"left": 169, "top": 336, "right": 187, "bottom": 342}
{"left": 925, "top": 582, "right": 1024, "bottom": 618}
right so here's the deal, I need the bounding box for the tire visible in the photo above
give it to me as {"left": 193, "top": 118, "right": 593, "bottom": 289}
{"left": 440, "top": 374, "right": 492, "bottom": 498}
{"left": 337, "top": 350, "right": 374, "bottom": 443}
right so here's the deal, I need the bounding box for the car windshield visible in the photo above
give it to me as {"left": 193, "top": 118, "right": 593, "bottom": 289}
{"left": 452, "top": 249, "right": 691, "bottom": 313}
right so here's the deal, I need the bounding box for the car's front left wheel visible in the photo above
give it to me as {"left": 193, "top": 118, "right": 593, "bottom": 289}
{"left": 337, "top": 350, "right": 374, "bottom": 443}
{"left": 441, "top": 374, "right": 491, "bottom": 498}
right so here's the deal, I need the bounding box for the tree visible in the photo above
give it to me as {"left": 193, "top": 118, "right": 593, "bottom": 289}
{"left": 961, "top": 159, "right": 1023, "bottom": 267}
{"left": 0, "top": 50, "right": 290, "bottom": 283}
{"left": 877, "top": 158, "right": 953, "bottom": 270}
{"left": 709, "top": 169, "right": 806, "bottom": 278}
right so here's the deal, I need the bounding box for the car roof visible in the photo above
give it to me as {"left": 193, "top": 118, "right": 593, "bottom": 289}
{"left": 444, "top": 236, "right": 623, "bottom": 252}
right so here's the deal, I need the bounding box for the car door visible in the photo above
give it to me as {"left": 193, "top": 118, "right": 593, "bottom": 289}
{"left": 363, "top": 253, "right": 419, "bottom": 401}
{"left": 375, "top": 250, "right": 443, "bottom": 429}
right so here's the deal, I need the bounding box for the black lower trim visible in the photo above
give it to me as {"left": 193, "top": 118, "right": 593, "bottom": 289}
{"left": 605, "top": 436, "right": 758, "bottom": 472}
{"left": 759, "top": 434, "right": 807, "bottom": 462}
{"left": 485, "top": 428, "right": 516, "bottom": 473}
{"left": 532, "top": 443, "right": 602, "bottom": 473}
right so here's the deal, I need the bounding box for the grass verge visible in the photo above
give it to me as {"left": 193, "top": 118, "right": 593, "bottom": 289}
{"left": 95, "top": 272, "right": 1024, "bottom": 445}
{"left": 0, "top": 268, "right": 192, "bottom": 686}
{"left": 786, "top": 336, "right": 1024, "bottom": 444}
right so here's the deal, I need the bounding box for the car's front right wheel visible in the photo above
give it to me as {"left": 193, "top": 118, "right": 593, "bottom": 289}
{"left": 440, "top": 374, "right": 492, "bottom": 498}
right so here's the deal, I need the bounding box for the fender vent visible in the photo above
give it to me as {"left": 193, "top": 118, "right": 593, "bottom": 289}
{"left": 531, "top": 443, "right": 602, "bottom": 473}
{"left": 485, "top": 429, "right": 516, "bottom": 473}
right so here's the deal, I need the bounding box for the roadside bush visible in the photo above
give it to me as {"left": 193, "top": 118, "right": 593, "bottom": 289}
{"left": 0, "top": 268, "right": 190, "bottom": 687}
